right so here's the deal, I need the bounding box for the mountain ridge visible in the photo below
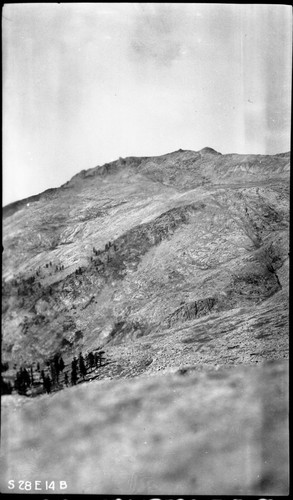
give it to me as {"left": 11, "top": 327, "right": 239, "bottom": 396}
{"left": 3, "top": 148, "right": 290, "bottom": 218}
{"left": 1, "top": 146, "right": 289, "bottom": 494}
{"left": 2, "top": 147, "right": 289, "bottom": 371}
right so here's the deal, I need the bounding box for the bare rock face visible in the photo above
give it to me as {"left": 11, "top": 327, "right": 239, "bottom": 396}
{"left": 166, "top": 297, "right": 217, "bottom": 327}
{"left": 1, "top": 148, "right": 289, "bottom": 494}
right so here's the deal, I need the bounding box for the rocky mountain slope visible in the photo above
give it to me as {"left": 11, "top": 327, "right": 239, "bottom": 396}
{"left": 2, "top": 148, "right": 289, "bottom": 369}
{"left": 1, "top": 147, "right": 289, "bottom": 494}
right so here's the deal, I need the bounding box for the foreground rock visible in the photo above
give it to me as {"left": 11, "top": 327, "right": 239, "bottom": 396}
{"left": 0, "top": 360, "right": 288, "bottom": 495}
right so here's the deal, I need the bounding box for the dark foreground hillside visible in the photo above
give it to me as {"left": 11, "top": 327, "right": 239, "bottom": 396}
{"left": 0, "top": 360, "right": 288, "bottom": 494}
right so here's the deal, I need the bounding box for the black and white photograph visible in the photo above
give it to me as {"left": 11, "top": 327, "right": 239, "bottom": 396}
{"left": 1, "top": 3, "right": 291, "bottom": 495}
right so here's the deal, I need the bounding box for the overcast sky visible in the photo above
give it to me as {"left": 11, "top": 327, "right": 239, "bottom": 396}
{"left": 3, "top": 3, "right": 292, "bottom": 206}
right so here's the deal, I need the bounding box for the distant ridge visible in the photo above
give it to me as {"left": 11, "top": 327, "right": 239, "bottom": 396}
{"left": 2, "top": 188, "right": 58, "bottom": 219}
{"left": 3, "top": 148, "right": 290, "bottom": 218}
{"left": 199, "top": 147, "right": 221, "bottom": 155}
